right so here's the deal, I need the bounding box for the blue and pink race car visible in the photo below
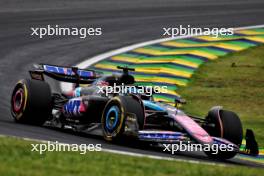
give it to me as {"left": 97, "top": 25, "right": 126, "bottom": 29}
{"left": 11, "top": 64, "right": 250, "bottom": 159}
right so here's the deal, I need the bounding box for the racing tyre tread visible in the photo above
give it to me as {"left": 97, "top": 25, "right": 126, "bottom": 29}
{"left": 11, "top": 79, "right": 52, "bottom": 125}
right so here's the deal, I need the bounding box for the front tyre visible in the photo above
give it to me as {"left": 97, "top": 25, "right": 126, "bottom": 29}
{"left": 11, "top": 79, "right": 52, "bottom": 125}
{"left": 204, "top": 108, "right": 243, "bottom": 159}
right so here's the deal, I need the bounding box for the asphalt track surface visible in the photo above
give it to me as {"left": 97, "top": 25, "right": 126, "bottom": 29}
{"left": 0, "top": 0, "right": 264, "bottom": 167}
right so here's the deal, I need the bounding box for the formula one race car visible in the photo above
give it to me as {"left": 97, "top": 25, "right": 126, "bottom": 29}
{"left": 11, "top": 64, "right": 245, "bottom": 159}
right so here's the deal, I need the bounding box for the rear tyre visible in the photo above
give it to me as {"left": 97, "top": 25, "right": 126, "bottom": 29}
{"left": 101, "top": 96, "right": 144, "bottom": 141}
{"left": 11, "top": 79, "right": 52, "bottom": 125}
{"left": 204, "top": 108, "right": 243, "bottom": 159}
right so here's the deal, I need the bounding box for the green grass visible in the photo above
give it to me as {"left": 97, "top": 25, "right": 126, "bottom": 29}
{"left": 0, "top": 136, "right": 263, "bottom": 176}
{"left": 178, "top": 45, "right": 264, "bottom": 147}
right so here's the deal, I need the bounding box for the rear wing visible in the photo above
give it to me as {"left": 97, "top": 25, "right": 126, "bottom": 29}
{"left": 29, "top": 64, "right": 99, "bottom": 84}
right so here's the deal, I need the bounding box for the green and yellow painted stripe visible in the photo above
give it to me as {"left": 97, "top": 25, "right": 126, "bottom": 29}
{"left": 89, "top": 28, "right": 264, "bottom": 103}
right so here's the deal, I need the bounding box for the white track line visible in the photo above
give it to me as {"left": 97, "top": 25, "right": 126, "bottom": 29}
{"left": 58, "top": 24, "right": 264, "bottom": 163}
{"left": 0, "top": 134, "right": 227, "bottom": 166}
{"left": 61, "top": 24, "right": 264, "bottom": 92}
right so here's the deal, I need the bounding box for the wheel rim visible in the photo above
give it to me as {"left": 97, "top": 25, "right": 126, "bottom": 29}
{"left": 13, "top": 88, "right": 24, "bottom": 113}
{"left": 105, "top": 106, "right": 119, "bottom": 131}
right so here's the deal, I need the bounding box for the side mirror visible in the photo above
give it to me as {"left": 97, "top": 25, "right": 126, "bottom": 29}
{"left": 175, "top": 97, "right": 186, "bottom": 107}
{"left": 117, "top": 66, "right": 135, "bottom": 75}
